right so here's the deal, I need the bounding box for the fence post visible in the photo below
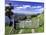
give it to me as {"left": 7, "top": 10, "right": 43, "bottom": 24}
{"left": 32, "top": 29, "right": 35, "bottom": 33}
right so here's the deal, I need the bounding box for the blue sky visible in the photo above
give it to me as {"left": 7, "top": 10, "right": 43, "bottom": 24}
{"left": 5, "top": 0, "right": 44, "bottom": 14}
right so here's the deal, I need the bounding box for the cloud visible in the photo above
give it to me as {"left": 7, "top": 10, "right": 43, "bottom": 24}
{"left": 31, "top": 6, "right": 42, "bottom": 8}
{"left": 5, "top": 4, "right": 10, "bottom": 6}
{"left": 15, "top": 5, "right": 31, "bottom": 10}
{"left": 16, "top": 7, "right": 23, "bottom": 8}
{"left": 15, "top": 6, "right": 23, "bottom": 10}
{"left": 23, "top": 5, "right": 31, "bottom": 8}
{"left": 12, "top": 4, "right": 43, "bottom": 14}
{"left": 13, "top": 10, "right": 34, "bottom": 15}
{"left": 15, "top": 5, "right": 42, "bottom": 11}
{"left": 12, "top": 7, "right": 44, "bottom": 15}
{"left": 16, "top": 5, "right": 30, "bottom": 9}
{"left": 33, "top": 8, "right": 44, "bottom": 14}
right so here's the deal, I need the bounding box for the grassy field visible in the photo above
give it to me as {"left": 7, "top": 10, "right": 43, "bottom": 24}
{"left": 5, "top": 13, "right": 44, "bottom": 34}
{"left": 5, "top": 26, "right": 12, "bottom": 35}
{"left": 5, "top": 25, "right": 44, "bottom": 34}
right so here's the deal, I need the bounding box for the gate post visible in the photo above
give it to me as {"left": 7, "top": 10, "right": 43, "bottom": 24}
{"left": 32, "top": 29, "right": 35, "bottom": 33}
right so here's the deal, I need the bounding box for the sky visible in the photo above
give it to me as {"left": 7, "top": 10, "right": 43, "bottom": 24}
{"left": 5, "top": 0, "right": 44, "bottom": 2}
{"left": 5, "top": 0, "right": 44, "bottom": 15}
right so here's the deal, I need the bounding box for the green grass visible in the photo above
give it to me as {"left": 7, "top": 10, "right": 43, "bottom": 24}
{"left": 35, "top": 25, "right": 44, "bottom": 32}
{"left": 5, "top": 26, "right": 12, "bottom": 35}
{"left": 5, "top": 13, "right": 44, "bottom": 34}
{"left": 33, "top": 13, "right": 44, "bottom": 32}
{"left": 22, "top": 29, "right": 32, "bottom": 33}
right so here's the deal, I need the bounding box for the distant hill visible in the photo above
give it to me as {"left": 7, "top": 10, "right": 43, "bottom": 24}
{"left": 14, "top": 13, "right": 40, "bottom": 16}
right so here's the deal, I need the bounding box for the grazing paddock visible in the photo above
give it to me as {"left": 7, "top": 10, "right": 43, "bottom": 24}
{"left": 5, "top": 14, "right": 44, "bottom": 34}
